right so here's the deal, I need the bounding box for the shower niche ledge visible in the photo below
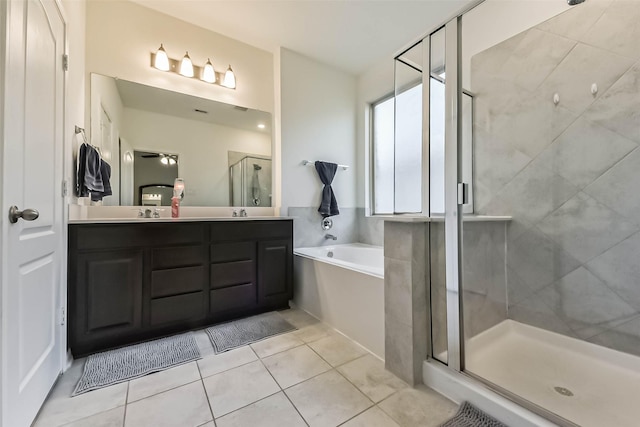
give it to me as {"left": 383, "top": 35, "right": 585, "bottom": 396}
{"left": 375, "top": 214, "right": 512, "bottom": 223}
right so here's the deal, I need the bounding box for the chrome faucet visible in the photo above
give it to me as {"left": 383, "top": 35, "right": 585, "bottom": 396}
{"left": 240, "top": 209, "right": 247, "bottom": 217}
{"left": 325, "top": 234, "right": 337, "bottom": 241}
{"left": 137, "top": 208, "right": 153, "bottom": 218}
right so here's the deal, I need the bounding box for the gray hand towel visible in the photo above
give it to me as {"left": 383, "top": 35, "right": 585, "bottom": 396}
{"left": 315, "top": 161, "right": 339, "bottom": 218}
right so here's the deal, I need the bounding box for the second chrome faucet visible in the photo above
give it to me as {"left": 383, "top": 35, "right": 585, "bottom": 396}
{"left": 324, "top": 234, "right": 337, "bottom": 241}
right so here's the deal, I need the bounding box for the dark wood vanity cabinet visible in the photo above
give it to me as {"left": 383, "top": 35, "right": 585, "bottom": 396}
{"left": 68, "top": 220, "right": 293, "bottom": 356}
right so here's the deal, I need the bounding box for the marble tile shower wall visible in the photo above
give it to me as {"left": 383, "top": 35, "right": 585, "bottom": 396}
{"left": 472, "top": 0, "right": 640, "bottom": 355}
{"left": 430, "top": 222, "right": 508, "bottom": 356}
{"left": 288, "top": 207, "right": 384, "bottom": 248}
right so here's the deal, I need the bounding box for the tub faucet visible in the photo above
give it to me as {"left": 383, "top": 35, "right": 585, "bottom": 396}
{"left": 325, "top": 234, "right": 337, "bottom": 241}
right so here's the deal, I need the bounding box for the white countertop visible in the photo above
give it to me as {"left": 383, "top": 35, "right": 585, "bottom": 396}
{"left": 68, "top": 204, "right": 286, "bottom": 223}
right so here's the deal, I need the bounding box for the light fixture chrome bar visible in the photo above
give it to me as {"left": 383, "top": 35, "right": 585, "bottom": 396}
{"left": 444, "top": 17, "right": 464, "bottom": 372}
{"left": 301, "top": 160, "right": 349, "bottom": 170}
{"left": 150, "top": 52, "right": 234, "bottom": 89}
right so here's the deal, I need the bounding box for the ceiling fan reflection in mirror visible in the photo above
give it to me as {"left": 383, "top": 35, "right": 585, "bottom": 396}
{"left": 140, "top": 152, "right": 178, "bottom": 165}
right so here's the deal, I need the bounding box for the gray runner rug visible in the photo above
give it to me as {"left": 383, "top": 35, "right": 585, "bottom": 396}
{"left": 205, "top": 312, "right": 296, "bottom": 354}
{"left": 440, "top": 402, "right": 508, "bottom": 427}
{"left": 73, "top": 333, "right": 201, "bottom": 396}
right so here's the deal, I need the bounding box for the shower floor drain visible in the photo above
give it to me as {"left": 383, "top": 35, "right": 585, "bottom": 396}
{"left": 554, "top": 386, "right": 574, "bottom": 397}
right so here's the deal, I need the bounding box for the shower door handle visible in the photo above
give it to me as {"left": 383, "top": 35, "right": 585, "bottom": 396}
{"left": 457, "top": 183, "right": 469, "bottom": 205}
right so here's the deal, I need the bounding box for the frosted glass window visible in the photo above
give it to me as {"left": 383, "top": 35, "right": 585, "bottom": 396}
{"left": 430, "top": 78, "right": 446, "bottom": 214}
{"left": 372, "top": 97, "right": 395, "bottom": 214}
{"left": 394, "top": 83, "right": 423, "bottom": 213}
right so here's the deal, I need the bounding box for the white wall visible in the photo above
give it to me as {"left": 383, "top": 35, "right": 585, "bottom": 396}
{"left": 85, "top": 0, "right": 274, "bottom": 114}
{"left": 280, "top": 48, "right": 357, "bottom": 213}
{"left": 63, "top": 0, "right": 86, "bottom": 205}
{"left": 121, "top": 108, "right": 271, "bottom": 206}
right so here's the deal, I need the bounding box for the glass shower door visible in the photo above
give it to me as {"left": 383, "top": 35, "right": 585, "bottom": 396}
{"left": 456, "top": 1, "right": 640, "bottom": 425}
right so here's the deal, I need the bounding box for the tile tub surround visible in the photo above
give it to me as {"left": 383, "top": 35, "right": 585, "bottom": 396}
{"left": 288, "top": 207, "right": 384, "bottom": 247}
{"left": 33, "top": 308, "right": 459, "bottom": 427}
{"left": 471, "top": 0, "right": 640, "bottom": 354}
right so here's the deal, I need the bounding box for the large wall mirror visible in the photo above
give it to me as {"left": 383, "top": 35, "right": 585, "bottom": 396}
{"left": 89, "top": 73, "right": 273, "bottom": 207}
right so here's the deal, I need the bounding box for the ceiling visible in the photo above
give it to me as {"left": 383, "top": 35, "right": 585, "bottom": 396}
{"left": 115, "top": 78, "right": 272, "bottom": 132}
{"left": 131, "top": 0, "right": 472, "bottom": 75}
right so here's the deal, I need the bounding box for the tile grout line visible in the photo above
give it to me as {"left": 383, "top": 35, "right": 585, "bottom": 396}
{"left": 205, "top": 346, "right": 285, "bottom": 422}
{"left": 126, "top": 377, "right": 202, "bottom": 405}
{"left": 196, "top": 355, "right": 217, "bottom": 425}
{"left": 254, "top": 345, "right": 310, "bottom": 427}
{"left": 198, "top": 354, "right": 259, "bottom": 380}
{"left": 122, "top": 382, "right": 129, "bottom": 427}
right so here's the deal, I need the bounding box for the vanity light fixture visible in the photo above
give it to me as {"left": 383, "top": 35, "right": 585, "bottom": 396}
{"left": 179, "top": 52, "right": 194, "bottom": 77}
{"left": 154, "top": 44, "right": 170, "bottom": 71}
{"left": 222, "top": 65, "right": 236, "bottom": 89}
{"left": 150, "top": 45, "right": 236, "bottom": 89}
{"left": 202, "top": 58, "right": 216, "bottom": 83}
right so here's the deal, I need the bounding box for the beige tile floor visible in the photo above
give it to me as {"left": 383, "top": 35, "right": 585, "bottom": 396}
{"left": 33, "top": 309, "right": 458, "bottom": 427}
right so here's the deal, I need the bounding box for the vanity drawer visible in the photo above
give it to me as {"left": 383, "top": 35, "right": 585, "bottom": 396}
{"left": 151, "top": 266, "right": 204, "bottom": 298}
{"left": 72, "top": 223, "right": 206, "bottom": 250}
{"left": 210, "top": 260, "right": 255, "bottom": 289}
{"left": 146, "top": 223, "right": 206, "bottom": 246}
{"left": 210, "top": 283, "right": 256, "bottom": 313}
{"left": 150, "top": 292, "right": 205, "bottom": 326}
{"left": 152, "top": 246, "right": 205, "bottom": 269}
{"left": 211, "top": 242, "right": 255, "bottom": 263}
{"left": 73, "top": 224, "right": 149, "bottom": 250}
{"left": 210, "top": 221, "right": 292, "bottom": 241}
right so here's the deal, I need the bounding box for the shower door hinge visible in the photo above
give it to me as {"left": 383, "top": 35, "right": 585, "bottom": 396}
{"left": 62, "top": 54, "right": 69, "bottom": 71}
{"left": 458, "top": 182, "right": 469, "bottom": 205}
{"left": 62, "top": 179, "right": 68, "bottom": 197}
{"left": 60, "top": 307, "right": 66, "bottom": 326}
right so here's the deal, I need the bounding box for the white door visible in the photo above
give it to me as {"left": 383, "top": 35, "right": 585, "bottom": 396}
{"left": 1, "top": 0, "right": 66, "bottom": 425}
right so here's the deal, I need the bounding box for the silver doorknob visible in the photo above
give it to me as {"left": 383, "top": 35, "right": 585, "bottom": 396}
{"left": 9, "top": 206, "right": 39, "bottom": 224}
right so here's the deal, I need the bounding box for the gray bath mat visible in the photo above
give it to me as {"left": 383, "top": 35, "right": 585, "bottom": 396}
{"left": 73, "top": 333, "right": 201, "bottom": 396}
{"left": 440, "top": 402, "right": 508, "bottom": 427}
{"left": 205, "top": 312, "right": 296, "bottom": 354}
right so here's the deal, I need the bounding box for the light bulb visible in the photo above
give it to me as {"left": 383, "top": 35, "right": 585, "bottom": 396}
{"left": 154, "top": 44, "right": 170, "bottom": 71}
{"left": 179, "top": 52, "right": 194, "bottom": 77}
{"left": 202, "top": 58, "right": 216, "bottom": 83}
{"left": 222, "top": 65, "right": 236, "bottom": 89}
{"left": 257, "top": 123, "right": 266, "bottom": 129}
{"left": 161, "top": 156, "right": 169, "bottom": 165}
{"left": 169, "top": 157, "right": 176, "bottom": 165}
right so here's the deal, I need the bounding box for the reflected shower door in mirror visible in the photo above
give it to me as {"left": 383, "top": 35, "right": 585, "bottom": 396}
{"left": 229, "top": 154, "right": 272, "bottom": 207}
{"left": 89, "top": 73, "right": 273, "bottom": 207}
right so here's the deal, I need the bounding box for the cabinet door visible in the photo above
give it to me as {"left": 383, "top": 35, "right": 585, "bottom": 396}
{"left": 257, "top": 239, "right": 292, "bottom": 306}
{"left": 70, "top": 249, "right": 143, "bottom": 353}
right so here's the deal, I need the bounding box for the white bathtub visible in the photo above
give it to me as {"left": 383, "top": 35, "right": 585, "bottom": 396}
{"left": 294, "top": 243, "right": 385, "bottom": 359}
